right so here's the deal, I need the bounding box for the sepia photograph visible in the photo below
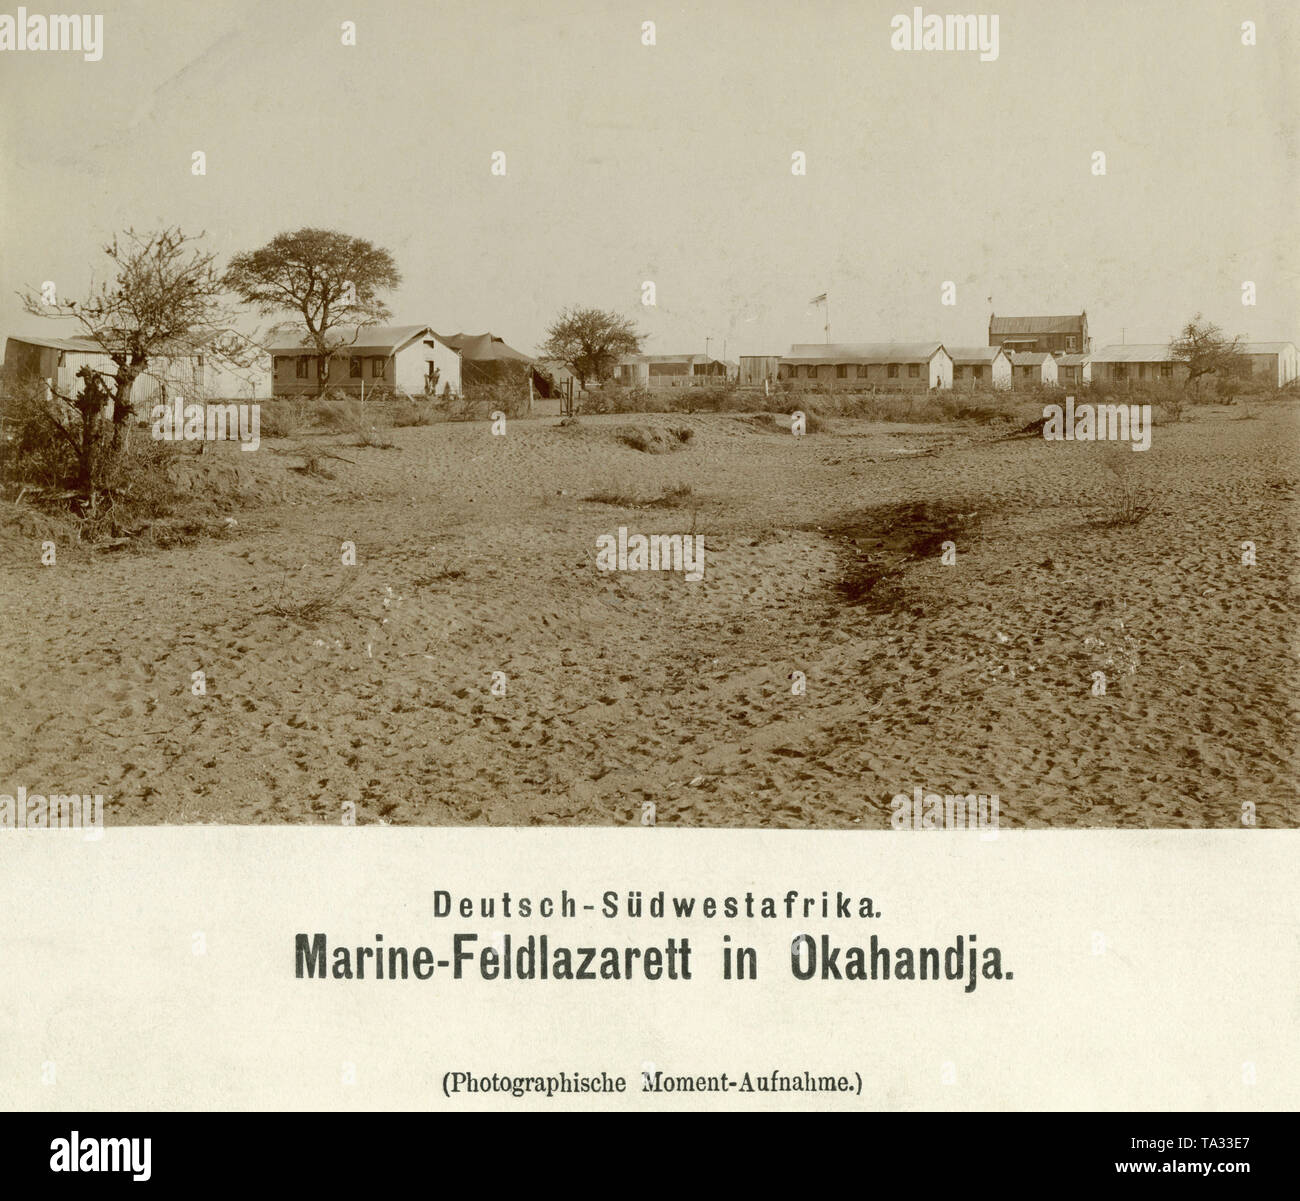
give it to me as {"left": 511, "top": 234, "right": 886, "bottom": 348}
{"left": 1, "top": 0, "right": 1295, "bottom": 834}
{"left": 1, "top": 0, "right": 1298, "bottom": 1146}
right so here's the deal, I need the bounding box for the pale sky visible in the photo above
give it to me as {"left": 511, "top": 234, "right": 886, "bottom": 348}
{"left": 1, "top": 0, "right": 1296, "bottom": 358}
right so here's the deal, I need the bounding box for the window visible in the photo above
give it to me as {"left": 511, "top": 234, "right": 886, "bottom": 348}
{"left": 274, "top": 357, "right": 285, "bottom": 376}
{"left": 1113, "top": 364, "right": 1126, "bottom": 380}
{"left": 371, "top": 357, "right": 385, "bottom": 378}
{"left": 887, "top": 364, "right": 899, "bottom": 378}
{"left": 807, "top": 365, "right": 818, "bottom": 379}
{"left": 296, "top": 356, "right": 309, "bottom": 379}
{"left": 350, "top": 357, "right": 362, "bottom": 379}
{"left": 856, "top": 364, "right": 868, "bottom": 378}
{"left": 954, "top": 366, "right": 964, "bottom": 378}
{"left": 1160, "top": 362, "right": 1172, "bottom": 378}
{"left": 836, "top": 364, "right": 847, "bottom": 379}
{"left": 972, "top": 366, "right": 983, "bottom": 380}
{"left": 908, "top": 363, "right": 920, "bottom": 378}
{"left": 1066, "top": 336, "right": 1077, "bottom": 351}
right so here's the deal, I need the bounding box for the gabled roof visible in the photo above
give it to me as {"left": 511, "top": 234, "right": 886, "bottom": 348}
{"left": 782, "top": 342, "right": 946, "bottom": 363}
{"left": 5, "top": 333, "right": 105, "bottom": 353}
{"left": 990, "top": 314, "right": 1086, "bottom": 335}
{"left": 435, "top": 332, "right": 534, "bottom": 363}
{"left": 1242, "top": 341, "right": 1298, "bottom": 354}
{"left": 1093, "top": 344, "right": 1177, "bottom": 363}
{"left": 266, "top": 324, "right": 445, "bottom": 355}
{"left": 1055, "top": 353, "right": 1091, "bottom": 366}
{"left": 947, "top": 346, "right": 1008, "bottom": 365}
{"left": 1008, "top": 351, "right": 1054, "bottom": 365}
{"left": 6, "top": 333, "right": 214, "bottom": 357}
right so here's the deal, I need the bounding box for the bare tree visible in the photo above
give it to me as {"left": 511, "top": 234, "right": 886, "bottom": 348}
{"left": 540, "top": 306, "right": 641, "bottom": 390}
{"left": 15, "top": 227, "right": 245, "bottom": 504}
{"left": 1169, "top": 314, "right": 1244, "bottom": 394}
{"left": 223, "top": 228, "right": 400, "bottom": 396}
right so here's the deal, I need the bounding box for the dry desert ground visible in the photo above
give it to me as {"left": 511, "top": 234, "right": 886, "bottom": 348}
{"left": 0, "top": 399, "right": 1296, "bottom": 827}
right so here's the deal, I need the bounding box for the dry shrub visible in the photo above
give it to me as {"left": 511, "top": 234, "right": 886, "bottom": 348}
{"left": 354, "top": 424, "right": 396, "bottom": 450}
{"left": 292, "top": 446, "right": 335, "bottom": 479}
{"left": 257, "top": 398, "right": 310, "bottom": 438}
{"left": 576, "top": 386, "right": 657, "bottom": 415}
{"left": 616, "top": 425, "right": 691, "bottom": 454}
{"left": 457, "top": 372, "right": 533, "bottom": 420}
{"left": 387, "top": 399, "right": 437, "bottom": 427}
{"left": 583, "top": 482, "right": 645, "bottom": 506}
{"left": 262, "top": 572, "right": 358, "bottom": 624}
{"left": 1093, "top": 444, "right": 1154, "bottom": 527}
{"left": 647, "top": 482, "right": 694, "bottom": 507}
{"left": 316, "top": 397, "right": 366, "bottom": 432}
{"left": 584, "top": 481, "right": 695, "bottom": 508}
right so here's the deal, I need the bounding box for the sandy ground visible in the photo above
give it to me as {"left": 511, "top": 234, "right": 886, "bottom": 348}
{"left": 0, "top": 400, "right": 1296, "bottom": 827}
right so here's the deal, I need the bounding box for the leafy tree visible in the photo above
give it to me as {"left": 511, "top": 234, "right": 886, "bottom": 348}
{"left": 224, "top": 228, "right": 401, "bottom": 395}
{"left": 1169, "top": 314, "right": 1244, "bottom": 394}
{"left": 540, "top": 306, "right": 641, "bottom": 390}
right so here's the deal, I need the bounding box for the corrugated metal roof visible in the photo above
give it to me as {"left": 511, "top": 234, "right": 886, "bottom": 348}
{"left": 947, "top": 346, "right": 1006, "bottom": 364}
{"left": 1055, "top": 353, "right": 1091, "bottom": 366}
{"left": 267, "top": 325, "right": 439, "bottom": 354}
{"left": 6, "top": 333, "right": 110, "bottom": 354}
{"left": 1092, "top": 344, "right": 1177, "bottom": 363}
{"left": 990, "top": 314, "right": 1086, "bottom": 335}
{"left": 782, "top": 342, "right": 945, "bottom": 363}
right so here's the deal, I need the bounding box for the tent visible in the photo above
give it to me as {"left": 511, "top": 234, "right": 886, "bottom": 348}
{"left": 434, "top": 332, "right": 566, "bottom": 398}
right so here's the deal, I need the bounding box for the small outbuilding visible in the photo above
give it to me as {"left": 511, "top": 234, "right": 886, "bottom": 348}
{"left": 1008, "top": 351, "right": 1059, "bottom": 387}
{"left": 1054, "top": 353, "right": 1092, "bottom": 388}
{"left": 614, "top": 354, "right": 731, "bottom": 388}
{"left": 1239, "top": 342, "right": 1299, "bottom": 387}
{"left": 948, "top": 346, "right": 1012, "bottom": 389}
{"left": 738, "top": 356, "right": 781, "bottom": 387}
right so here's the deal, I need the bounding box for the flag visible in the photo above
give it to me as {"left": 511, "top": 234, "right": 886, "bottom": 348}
{"left": 809, "top": 293, "right": 827, "bottom": 305}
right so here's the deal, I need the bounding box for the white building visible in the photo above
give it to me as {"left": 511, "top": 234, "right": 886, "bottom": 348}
{"left": 1008, "top": 351, "right": 1059, "bottom": 387}
{"left": 779, "top": 342, "right": 953, "bottom": 390}
{"left": 948, "top": 346, "right": 1012, "bottom": 389}
{"left": 269, "top": 325, "right": 461, "bottom": 398}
